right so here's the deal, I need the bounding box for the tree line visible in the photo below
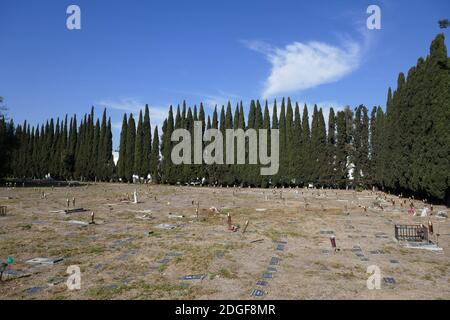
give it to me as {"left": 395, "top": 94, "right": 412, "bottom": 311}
{"left": 0, "top": 34, "right": 449, "bottom": 204}
{"left": 0, "top": 107, "right": 115, "bottom": 181}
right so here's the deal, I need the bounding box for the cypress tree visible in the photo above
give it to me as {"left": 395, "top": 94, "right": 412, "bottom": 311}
{"left": 150, "top": 126, "right": 160, "bottom": 183}
{"left": 293, "top": 102, "right": 302, "bottom": 185}
{"left": 161, "top": 106, "right": 174, "bottom": 184}
{"left": 105, "top": 118, "right": 115, "bottom": 180}
{"left": 327, "top": 107, "right": 337, "bottom": 186}
{"left": 92, "top": 119, "right": 101, "bottom": 180}
{"left": 134, "top": 110, "right": 144, "bottom": 179}
{"left": 336, "top": 110, "right": 348, "bottom": 187}
{"left": 126, "top": 114, "right": 136, "bottom": 182}
{"left": 118, "top": 114, "right": 128, "bottom": 181}
{"left": 223, "top": 102, "right": 234, "bottom": 186}
{"left": 301, "top": 104, "right": 311, "bottom": 184}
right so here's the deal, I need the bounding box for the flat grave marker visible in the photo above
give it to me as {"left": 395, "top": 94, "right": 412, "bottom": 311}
{"left": 390, "top": 259, "right": 399, "bottom": 264}
{"left": 269, "top": 257, "right": 279, "bottom": 265}
{"left": 383, "top": 277, "right": 396, "bottom": 285}
{"left": 25, "top": 286, "right": 47, "bottom": 295}
{"left": 26, "top": 257, "right": 64, "bottom": 266}
{"left": 155, "top": 223, "right": 177, "bottom": 230}
{"left": 66, "top": 220, "right": 89, "bottom": 226}
{"left": 182, "top": 274, "right": 207, "bottom": 281}
{"left": 250, "top": 289, "right": 265, "bottom": 297}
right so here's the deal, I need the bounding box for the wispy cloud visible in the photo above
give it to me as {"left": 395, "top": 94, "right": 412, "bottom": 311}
{"left": 243, "top": 36, "right": 365, "bottom": 98}
{"left": 97, "top": 98, "right": 144, "bottom": 113}
{"left": 163, "top": 89, "right": 245, "bottom": 110}
{"left": 97, "top": 97, "right": 169, "bottom": 130}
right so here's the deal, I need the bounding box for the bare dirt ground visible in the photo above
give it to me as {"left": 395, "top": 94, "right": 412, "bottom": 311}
{"left": 0, "top": 183, "right": 449, "bottom": 300}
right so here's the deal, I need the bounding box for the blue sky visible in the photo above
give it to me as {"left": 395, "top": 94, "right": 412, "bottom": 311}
{"left": 1, "top": 0, "right": 448, "bottom": 149}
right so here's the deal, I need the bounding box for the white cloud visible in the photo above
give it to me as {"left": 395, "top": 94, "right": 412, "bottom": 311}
{"left": 244, "top": 38, "right": 363, "bottom": 98}
{"left": 97, "top": 97, "right": 168, "bottom": 129}
{"left": 97, "top": 97, "right": 144, "bottom": 113}
{"left": 165, "top": 89, "right": 244, "bottom": 110}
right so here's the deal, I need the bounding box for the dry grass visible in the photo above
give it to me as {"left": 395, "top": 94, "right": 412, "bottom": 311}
{"left": 0, "top": 183, "right": 448, "bottom": 300}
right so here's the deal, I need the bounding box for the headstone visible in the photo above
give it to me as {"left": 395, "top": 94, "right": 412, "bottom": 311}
{"left": 182, "top": 274, "right": 207, "bottom": 281}
{"left": 47, "top": 277, "right": 65, "bottom": 286}
{"left": 25, "top": 286, "right": 47, "bottom": 295}
{"left": 64, "top": 208, "right": 86, "bottom": 214}
{"left": 159, "top": 258, "right": 170, "bottom": 264}
{"left": 262, "top": 273, "right": 273, "bottom": 279}
{"left": 269, "top": 257, "right": 279, "bottom": 265}
{"left": 383, "top": 277, "right": 396, "bottom": 285}
{"left": 166, "top": 252, "right": 183, "bottom": 257}
{"left": 26, "top": 257, "right": 64, "bottom": 266}
{"left": 2, "top": 269, "right": 31, "bottom": 281}
{"left": 66, "top": 220, "right": 89, "bottom": 226}
{"left": 360, "top": 257, "right": 370, "bottom": 262}
{"left": 256, "top": 281, "right": 268, "bottom": 287}
{"left": 250, "top": 289, "right": 265, "bottom": 297}
{"left": 390, "top": 259, "right": 399, "bottom": 264}
{"left": 437, "top": 211, "right": 448, "bottom": 218}
{"left": 155, "top": 223, "right": 177, "bottom": 230}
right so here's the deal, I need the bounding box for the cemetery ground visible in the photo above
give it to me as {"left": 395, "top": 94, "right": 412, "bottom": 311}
{"left": 0, "top": 183, "right": 449, "bottom": 300}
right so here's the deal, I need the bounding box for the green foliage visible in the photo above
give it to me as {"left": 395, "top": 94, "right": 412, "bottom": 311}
{"left": 1, "top": 34, "right": 448, "bottom": 205}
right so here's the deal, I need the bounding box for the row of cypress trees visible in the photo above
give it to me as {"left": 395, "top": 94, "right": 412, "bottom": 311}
{"left": 2, "top": 107, "right": 115, "bottom": 181}
{"left": 1, "top": 34, "right": 448, "bottom": 204}
{"left": 152, "top": 34, "right": 449, "bottom": 204}
{"left": 116, "top": 105, "right": 160, "bottom": 183}
{"left": 156, "top": 99, "right": 368, "bottom": 189}
{"left": 0, "top": 97, "right": 16, "bottom": 177}
{"left": 370, "top": 34, "right": 450, "bottom": 204}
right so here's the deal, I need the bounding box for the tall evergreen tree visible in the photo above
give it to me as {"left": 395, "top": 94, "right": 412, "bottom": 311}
{"left": 327, "top": 107, "right": 337, "bottom": 186}
{"left": 301, "top": 104, "right": 311, "bottom": 184}
{"left": 150, "top": 126, "right": 160, "bottom": 183}
{"left": 141, "top": 105, "right": 152, "bottom": 177}
{"left": 134, "top": 110, "right": 144, "bottom": 178}
{"left": 125, "top": 114, "right": 136, "bottom": 181}
{"left": 118, "top": 114, "right": 128, "bottom": 181}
